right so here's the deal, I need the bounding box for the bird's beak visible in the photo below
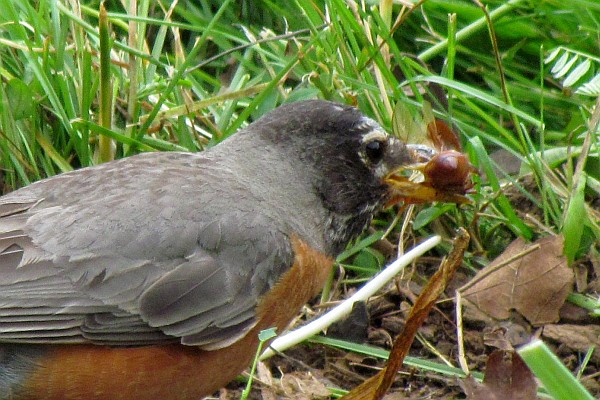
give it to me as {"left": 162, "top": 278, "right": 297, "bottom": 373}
{"left": 383, "top": 144, "right": 474, "bottom": 207}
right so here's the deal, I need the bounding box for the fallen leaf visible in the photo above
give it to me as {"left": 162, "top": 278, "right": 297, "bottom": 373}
{"left": 543, "top": 324, "right": 600, "bottom": 354}
{"left": 558, "top": 301, "right": 590, "bottom": 323}
{"left": 460, "top": 350, "right": 538, "bottom": 400}
{"left": 461, "top": 235, "right": 573, "bottom": 325}
{"left": 482, "top": 314, "right": 533, "bottom": 350}
{"left": 257, "top": 361, "right": 278, "bottom": 400}
{"left": 280, "top": 371, "right": 331, "bottom": 399}
{"left": 341, "top": 228, "right": 470, "bottom": 400}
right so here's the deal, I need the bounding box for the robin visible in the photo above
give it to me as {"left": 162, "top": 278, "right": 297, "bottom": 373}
{"left": 0, "top": 100, "right": 431, "bottom": 399}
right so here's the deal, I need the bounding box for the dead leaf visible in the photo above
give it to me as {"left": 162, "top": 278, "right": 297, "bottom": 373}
{"left": 482, "top": 316, "right": 533, "bottom": 350}
{"left": 257, "top": 361, "right": 278, "bottom": 400}
{"left": 461, "top": 235, "right": 573, "bottom": 326}
{"left": 460, "top": 350, "right": 538, "bottom": 400}
{"left": 279, "top": 371, "right": 331, "bottom": 399}
{"left": 558, "top": 301, "right": 590, "bottom": 323}
{"left": 381, "top": 393, "right": 409, "bottom": 400}
{"left": 543, "top": 324, "right": 600, "bottom": 354}
{"left": 341, "top": 228, "right": 470, "bottom": 400}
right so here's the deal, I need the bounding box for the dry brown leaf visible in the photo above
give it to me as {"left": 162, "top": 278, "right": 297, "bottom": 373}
{"left": 257, "top": 361, "right": 278, "bottom": 400}
{"left": 279, "top": 371, "right": 331, "bottom": 399}
{"left": 461, "top": 235, "right": 573, "bottom": 325}
{"left": 460, "top": 350, "right": 538, "bottom": 400}
{"left": 341, "top": 228, "right": 470, "bottom": 400}
{"left": 543, "top": 324, "right": 600, "bottom": 353}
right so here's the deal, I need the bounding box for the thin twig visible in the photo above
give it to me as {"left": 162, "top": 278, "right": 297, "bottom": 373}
{"left": 455, "top": 290, "right": 469, "bottom": 374}
{"left": 459, "top": 243, "right": 541, "bottom": 293}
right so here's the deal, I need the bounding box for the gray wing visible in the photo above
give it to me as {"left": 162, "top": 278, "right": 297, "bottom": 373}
{"left": 139, "top": 212, "right": 293, "bottom": 347}
{"left": 0, "top": 153, "right": 294, "bottom": 348}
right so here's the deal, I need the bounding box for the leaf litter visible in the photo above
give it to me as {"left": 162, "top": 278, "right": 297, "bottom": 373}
{"left": 461, "top": 235, "right": 572, "bottom": 326}
{"left": 217, "top": 233, "right": 600, "bottom": 398}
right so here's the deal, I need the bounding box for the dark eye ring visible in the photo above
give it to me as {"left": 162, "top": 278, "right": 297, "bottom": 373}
{"left": 365, "top": 140, "right": 385, "bottom": 163}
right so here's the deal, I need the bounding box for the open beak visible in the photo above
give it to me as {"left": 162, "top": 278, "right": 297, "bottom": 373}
{"left": 384, "top": 144, "right": 475, "bottom": 207}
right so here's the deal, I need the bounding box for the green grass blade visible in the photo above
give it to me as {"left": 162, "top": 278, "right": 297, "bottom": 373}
{"left": 519, "top": 340, "right": 595, "bottom": 400}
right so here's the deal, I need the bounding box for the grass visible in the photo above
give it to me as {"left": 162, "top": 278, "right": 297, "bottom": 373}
{"left": 0, "top": 0, "right": 599, "bottom": 398}
{"left": 519, "top": 340, "right": 596, "bottom": 400}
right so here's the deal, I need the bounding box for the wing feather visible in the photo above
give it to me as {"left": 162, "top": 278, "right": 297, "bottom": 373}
{"left": 0, "top": 153, "right": 296, "bottom": 348}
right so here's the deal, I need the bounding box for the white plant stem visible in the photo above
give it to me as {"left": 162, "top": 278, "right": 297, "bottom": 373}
{"left": 260, "top": 235, "right": 442, "bottom": 360}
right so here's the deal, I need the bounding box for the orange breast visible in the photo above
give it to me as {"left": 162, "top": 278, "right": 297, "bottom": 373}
{"left": 16, "top": 236, "right": 334, "bottom": 400}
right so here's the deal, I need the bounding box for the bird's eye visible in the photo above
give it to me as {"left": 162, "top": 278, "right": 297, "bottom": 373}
{"left": 365, "top": 139, "right": 386, "bottom": 163}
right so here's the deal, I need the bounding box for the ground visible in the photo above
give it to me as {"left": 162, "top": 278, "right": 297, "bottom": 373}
{"left": 213, "top": 178, "right": 600, "bottom": 399}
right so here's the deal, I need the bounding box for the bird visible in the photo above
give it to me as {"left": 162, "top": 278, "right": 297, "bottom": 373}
{"left": 0, "top": 99, "right": 426, "bottom": 400}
